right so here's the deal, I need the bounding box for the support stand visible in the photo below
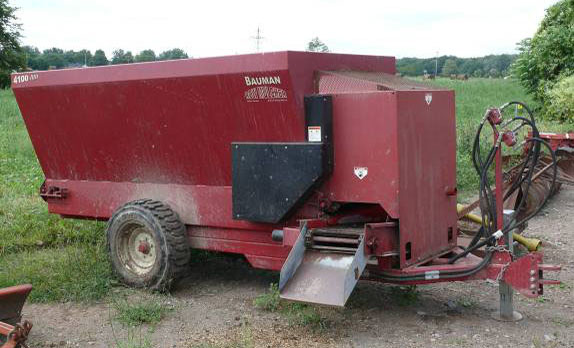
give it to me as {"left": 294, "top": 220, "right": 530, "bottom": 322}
{"left": 492, "top": 281, "right": 523, "bottom": 321}
{"left": 490, "top": 132, "right": 524, "bottom": 322}
{"left": 492, "top": 211, "right": 522, "bottom": 321}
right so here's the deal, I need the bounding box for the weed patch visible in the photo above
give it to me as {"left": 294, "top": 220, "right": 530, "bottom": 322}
{"left": 254, "top": 283, "right": 327, "bottom": 330}
{"left": 113, "top": 327, "right": 153, "bottom": 348}
{"left": 114, "top": 297, "right": 173, "bottom": 327}
{"left": 390, "top": 286, "right": 419, "bottom": 306}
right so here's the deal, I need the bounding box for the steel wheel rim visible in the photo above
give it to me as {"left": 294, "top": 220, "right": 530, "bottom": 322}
{"left": 117, "top": 223, "right": 157, "bottom": 276}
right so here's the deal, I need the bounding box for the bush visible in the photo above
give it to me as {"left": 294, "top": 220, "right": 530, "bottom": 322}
{"left": 513, "top": 0, "right": 574, "bottom": 102}
{"left": 544, "top": 74, "right": 574, "bottom": 122}
{"left": 0, "top": 72, "right": 11, "bottom": 89}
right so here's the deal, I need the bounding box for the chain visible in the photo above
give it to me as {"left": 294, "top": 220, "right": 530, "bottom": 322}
{"left": 495, "top": 261, "right": 512, "bottom": 282}
{"left": 5, "top": 321, "right": 32, "bottom": 348}
{"left": 486, "top": 246, "right": 512, "bottom": 281}
{"left": 486, "top": 245, "right": 508, "bottom": 253}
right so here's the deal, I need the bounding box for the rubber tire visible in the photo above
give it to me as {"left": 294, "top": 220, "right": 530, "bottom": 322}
{"left": 106, "top": 199, "right": 190, "bottom": 291}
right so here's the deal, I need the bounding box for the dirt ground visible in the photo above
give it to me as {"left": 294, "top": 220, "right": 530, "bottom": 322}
{"left": 23, "top": 186, "right": 573, "bottom": 348}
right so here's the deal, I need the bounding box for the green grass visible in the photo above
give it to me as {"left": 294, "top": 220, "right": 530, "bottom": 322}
{"left": 425, "top": 78, "right": 574, "bottom": 198}
{"left": 113, "top": 327, "right": 153, "bottom": 348}
{"left": 252, "top": 283, "right": 281, "bottom": 311}
{"left": 254, "top": 283, "right": 326, "bottom": 330}
{"left": 0, "top": 244, "right": 111, "bottom": 302}
{"left": 0, "top": 88, "right": 112, "bottom": 302}
{"left": 389, "top": 285, "right": 419, "bottom": 306}
{"left": 114, "top": 297, "right": 173, "bottom": 327}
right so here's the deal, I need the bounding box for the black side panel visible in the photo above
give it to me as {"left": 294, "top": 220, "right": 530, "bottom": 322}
{"left": 305, "top": 95, "right": 334, "bottom": 171}
{"left": 232, "top": 143, "right": 325, "bottom": 223}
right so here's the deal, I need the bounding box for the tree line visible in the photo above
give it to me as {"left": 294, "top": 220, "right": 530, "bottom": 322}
{"left": 396, "top": 54, "right": 517, "bottom": 78}
{"left": 22, "top": 46, "right": 189, "bottom": 71}
{"left": 20, "top": 46, "right": 516, "bottom": 79}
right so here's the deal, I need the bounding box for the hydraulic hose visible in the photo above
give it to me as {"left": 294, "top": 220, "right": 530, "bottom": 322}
{"left": 451, "top": 102, "right": 557, "bottom": 265}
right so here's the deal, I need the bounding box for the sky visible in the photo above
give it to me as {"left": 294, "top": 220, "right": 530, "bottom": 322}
{"left": 11, "top": 0, "right": 560, "bottom": 59}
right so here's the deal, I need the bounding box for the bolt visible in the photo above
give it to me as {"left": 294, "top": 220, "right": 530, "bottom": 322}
{"left": 530, "top": 284, "right": 536, "bottom": 289}
{"left": 530, "top": 277, "right": 536, "bottom": 282}
{"left": 530, "top": 270, "right": 536, "bottom": 276}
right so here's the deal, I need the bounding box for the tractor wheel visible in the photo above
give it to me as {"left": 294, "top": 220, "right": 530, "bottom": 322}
{"left": 106, "top": 199, "right": 190, "bottom": 291}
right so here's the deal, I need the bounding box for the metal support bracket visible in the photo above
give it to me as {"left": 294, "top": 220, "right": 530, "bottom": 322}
{"left": 492, "top": 281, "right": 523, "bottom": 322}
{"left": 39, "top": 182, "right": 68, "bottom": 201}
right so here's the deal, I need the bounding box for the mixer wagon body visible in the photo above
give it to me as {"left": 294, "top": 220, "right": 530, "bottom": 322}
{"left": 12, "top": 51, "right": 558, "bottom": 308}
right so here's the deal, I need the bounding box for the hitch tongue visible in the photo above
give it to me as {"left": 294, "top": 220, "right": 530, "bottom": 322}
{"left": 538, "top": 264, "right": 562, "bottom": 290}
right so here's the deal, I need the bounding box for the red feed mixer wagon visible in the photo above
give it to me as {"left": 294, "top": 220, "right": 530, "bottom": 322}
{"left": 11, "top": 51, "right": 560, "bottom": 319}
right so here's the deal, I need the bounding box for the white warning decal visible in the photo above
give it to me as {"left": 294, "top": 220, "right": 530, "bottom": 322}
{"left": 354, "top": 167, "right": 368, "bottom": 180}
{"left": 425, "top": 270, "right": 440, "bottom": 280}
{"left": 425, "top": 93, "right": 432, "bottom": 105}
{"left": 308, "top": 126, "right": 322, "bottom": 142}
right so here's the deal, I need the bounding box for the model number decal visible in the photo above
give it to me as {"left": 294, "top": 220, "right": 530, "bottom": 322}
{"left": 13, "top": 73, "right": 39, "bottom": 84}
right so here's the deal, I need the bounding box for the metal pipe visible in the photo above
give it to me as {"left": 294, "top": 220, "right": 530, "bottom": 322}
{"left": 312, "top": 236, "right": 360, "bottom": 244}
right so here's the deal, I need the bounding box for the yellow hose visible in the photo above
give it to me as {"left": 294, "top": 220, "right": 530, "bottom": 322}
{"left": 457, "top": 203, "right": 541, "bottom": 251}
{"left": 457, "top": 204, "right": 482, "bottom": 224}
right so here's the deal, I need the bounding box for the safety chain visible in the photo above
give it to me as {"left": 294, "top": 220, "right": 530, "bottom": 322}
{"left": 486, "top": 246, "right": 513, "bottom": 282}
{"left": 485, "top": 245, "right": 509, "bottom": 253}
{"left": 495, "top": 261, "right": 512, "bottom": 282}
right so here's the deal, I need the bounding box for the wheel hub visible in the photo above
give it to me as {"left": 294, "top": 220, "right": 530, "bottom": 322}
{"left": 117, "top": 225, "right": 157, "bottom": 276}
{"left": 138, "top": 241, "right": 151, "bottom": 255}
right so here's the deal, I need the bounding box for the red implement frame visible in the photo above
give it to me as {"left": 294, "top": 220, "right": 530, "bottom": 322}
{"left": 360, "top": 120, "right": 560, "bottom": 298}
{"left": 12, "top": 52, "right": 455, "bottom": 270}
{"left": 277, "top": 116, "right": 561, "bottom": 300}
{"left": 0, "top": 285, "right": 33, "bottom": 348}
{"left": 11, "top": 52, "right": 560, "bottom": 308}
{"left": 535, "top": 131, "right": 574, "bottom": 151}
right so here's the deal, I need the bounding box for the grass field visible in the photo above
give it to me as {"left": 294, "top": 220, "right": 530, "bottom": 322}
{"left": 0, "top": 89, "right": 111, "bottom": 302}
{"left": 427, "top": 78, "right": 573, "bottom": 196}
{"left": 0, "top": 78, "right": 572, "bottom": 303}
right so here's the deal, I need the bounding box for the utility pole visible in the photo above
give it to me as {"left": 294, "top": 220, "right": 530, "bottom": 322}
{"left": 435, "top": 51, "right": 439, "bottom": 77}
{"left": 252, "top": 27, "right": 264, "bottom": 52}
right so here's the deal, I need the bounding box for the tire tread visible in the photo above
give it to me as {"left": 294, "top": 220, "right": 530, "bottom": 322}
{"left": 107, "top": 199, "right": 190, "bottom": 291}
